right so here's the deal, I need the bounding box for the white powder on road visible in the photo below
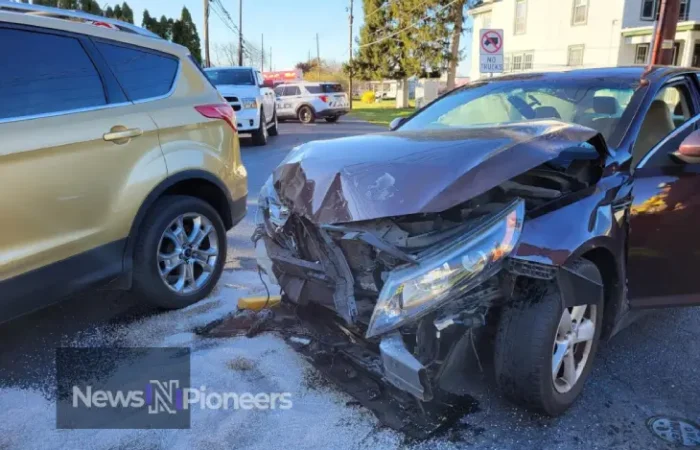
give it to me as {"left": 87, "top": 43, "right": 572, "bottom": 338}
{"left": 0, "top": 270, "right": 419, "bottom": 450}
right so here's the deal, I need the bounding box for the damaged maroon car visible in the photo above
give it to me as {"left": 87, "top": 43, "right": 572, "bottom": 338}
{"left": 255, "top": 67, "right": 700, "bottom": 417}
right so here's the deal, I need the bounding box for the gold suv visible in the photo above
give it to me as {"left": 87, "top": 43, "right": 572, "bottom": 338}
{"left": 0, "top": 3, "right": 248, "bottom": 320}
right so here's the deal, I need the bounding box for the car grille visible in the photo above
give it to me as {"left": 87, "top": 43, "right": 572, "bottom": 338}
{"left": 232, "top": 105, "right": 241, "bottom": 111}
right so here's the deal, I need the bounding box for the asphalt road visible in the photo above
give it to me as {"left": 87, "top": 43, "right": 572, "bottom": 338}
{"left": 1, "top": 120, "right": 699, "bottom": 449}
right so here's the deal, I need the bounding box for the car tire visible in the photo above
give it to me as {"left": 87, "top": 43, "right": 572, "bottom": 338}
{"left": 298, "top": 105, "right": 315, "bottom": 124}
{"left": 494, "top": 258, "right": 604, "bottom": 416}
{"left": 251, "top": 110, "right": 268, "bottom": 146}
{"left": 268, "top": 109, "right": 279, "bottom": 136}
{"left": 132, "top": 195, "right": 227, "bottom": 310}
{"left": 324, "top": 116, "right": 339, "bottom": 123}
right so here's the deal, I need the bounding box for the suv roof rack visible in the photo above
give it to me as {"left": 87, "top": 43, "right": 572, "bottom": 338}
{"left": 0, "top": 0, "right": 160, "bottom": 39}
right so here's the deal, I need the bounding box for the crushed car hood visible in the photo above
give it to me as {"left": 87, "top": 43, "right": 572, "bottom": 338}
{"left": 272, "top": 121, "right": 604, "bottom": 224}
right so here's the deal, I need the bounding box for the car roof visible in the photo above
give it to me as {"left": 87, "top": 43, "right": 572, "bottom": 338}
{"left": 491, "top": 66, "right": 700, "bottom": 84}
{"left": 204, "top": 67, "right": 256, "bottom": 71}
{"left": 0, "top": 1, "right": 189, "bottom": 58}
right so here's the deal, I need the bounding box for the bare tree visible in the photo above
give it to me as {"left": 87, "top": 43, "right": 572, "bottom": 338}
{"left": 214, "top": 42, "right": 238, "bottom": 67}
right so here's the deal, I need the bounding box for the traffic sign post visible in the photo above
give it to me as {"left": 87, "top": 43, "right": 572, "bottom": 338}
{"left": 479, "top": 29, "right": 504, "bottom": 75}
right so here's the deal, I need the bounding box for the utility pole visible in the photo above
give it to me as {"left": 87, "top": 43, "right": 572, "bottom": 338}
{"left": 651, "top": 0, "right": 681, "bottom": 65}
{"left": 261, "top": 34, "right": 264, "bottom": 71}
{"left": 348, "top": 0, "right": 354, "bottom": 108}
{"left": 203, "top": 0, "right": 210, "bottom": 67}
{"left": 238, "top": 0, "right": 243, "bottom": 66}
{"left": 269, "top": 46, "right": 272, "bottom": 71}
{"left": 316, "top": 33, "right": 321, "bottom": 80}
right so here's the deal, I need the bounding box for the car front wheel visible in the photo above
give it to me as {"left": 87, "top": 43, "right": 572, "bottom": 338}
{"left": 251, "top": 110, "right": 268, "bottom": 146}
{"left": 269, "top": 109, "right": 279, "bottom": 136}
{"left": 132, "top": 195, "right": 227, "bottom": 309}
{"left": 494, "top": 258, "right": 603, "bottom": 416}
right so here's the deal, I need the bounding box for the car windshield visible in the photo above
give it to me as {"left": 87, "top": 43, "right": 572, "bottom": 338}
{"left": 205, "top": 69, "right": 255, "bottom": 86}
{"left": 399, "top": 77, "right": 640, "bottom": 145}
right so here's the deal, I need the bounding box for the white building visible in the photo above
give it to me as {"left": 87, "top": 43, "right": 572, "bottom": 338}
{"left": 468, "top": 0, "right": 700, "bottom": 80}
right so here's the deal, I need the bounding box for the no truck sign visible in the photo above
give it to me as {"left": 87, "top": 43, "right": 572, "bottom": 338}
{"left": 479, "top": 29, "right": 504, "bottom": 74}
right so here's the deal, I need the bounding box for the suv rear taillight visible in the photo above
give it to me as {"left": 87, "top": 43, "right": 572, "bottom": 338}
{"left": 319, "top": 95, "right": 329, "bottom": 103}
{"left": 195, "top": 104, "right": 237, "bottom": 132}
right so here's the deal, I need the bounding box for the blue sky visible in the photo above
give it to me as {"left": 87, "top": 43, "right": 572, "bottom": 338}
{"left": 124, "top": 0, "right": 472, "bottom": 76}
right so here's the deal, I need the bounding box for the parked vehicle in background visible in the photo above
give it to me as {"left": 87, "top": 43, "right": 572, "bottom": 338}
{"left": 274, "top": 82, "right": 350, "bottom": 124}
{"left": 205, "top": 66, "right": 278, "bottom": 146}
{"left": 0, "top": 2, "right": 248, "bottom": 321}
{"left": 256, "top": 66, "right": 700, "bottom": 417}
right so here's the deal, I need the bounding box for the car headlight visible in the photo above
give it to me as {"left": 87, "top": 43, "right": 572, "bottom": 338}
{"left": 241, "top": 98, "right": 258, "bottom": 109}
{"left": 365, "top": 199, "right": 525, "bottom": 339}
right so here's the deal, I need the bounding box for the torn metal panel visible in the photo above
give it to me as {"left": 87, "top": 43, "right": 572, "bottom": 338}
{"left": 273, "top": 122, "right": 604, "bottom": 224}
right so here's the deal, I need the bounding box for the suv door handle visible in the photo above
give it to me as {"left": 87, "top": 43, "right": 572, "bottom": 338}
{"left": 104, "top": 126, "right": 143, "bottom": 144}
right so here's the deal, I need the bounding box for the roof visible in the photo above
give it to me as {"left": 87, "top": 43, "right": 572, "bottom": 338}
{"left": 204, "top": 67, "right": 257, "bottom": 71}
{"left": 0, "top": 1, "right": 158, "bottom": 38}
{"left": 487, "top": 66, "right": 700, "bottom": 84}
{"left": 0, "top": 1, "right": 189, "bottom": 57}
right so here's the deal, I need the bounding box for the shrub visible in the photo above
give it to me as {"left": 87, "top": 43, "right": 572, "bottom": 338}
{"left": 361, "top": 90, "right": 376, "bottom": 104}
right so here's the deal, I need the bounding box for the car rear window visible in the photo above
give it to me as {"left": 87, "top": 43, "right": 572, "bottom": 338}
{"left": 95, "top": 41, "right": 179, "bottom": 101}
{"left": 205, "top": 69, "right": 256, "bottom": 86}
{"left": 0, "top": 28, "right": 106, "bottom": 120}
{"left": 305, "top": 84, "right": 345, "bottom": 94}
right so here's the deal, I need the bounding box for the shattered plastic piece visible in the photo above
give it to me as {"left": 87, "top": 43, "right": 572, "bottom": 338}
{"left": 288, "top": 336, "right": 312, "bottom": 346}
{"left": 238, "top": 295, "right": 281, "bottom": 311}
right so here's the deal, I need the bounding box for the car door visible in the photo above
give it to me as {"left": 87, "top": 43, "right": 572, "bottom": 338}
{"left": 255, "top": 70, "right": 273, "bottom": 121}
{"left": 0, "top": 26, "right": 165, "bottom": 299}
{"left": 277, "top": 85, "right": 300, "bottom": 118}
{"left": 627, "top": 75, "right": 700, "bottom": 307}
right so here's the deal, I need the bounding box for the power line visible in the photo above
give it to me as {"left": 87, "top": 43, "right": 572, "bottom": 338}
{"left": 358, "top": 0, "right": 462, "bottom": 48}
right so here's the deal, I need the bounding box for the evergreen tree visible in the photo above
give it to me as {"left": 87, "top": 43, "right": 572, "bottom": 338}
{"left": 172, "top": 7, "right": 202, "bottom": 64}
{"left": 348, "top": 0, "right": 452, "bottom": 80}
{"left": 120, "top": 2, "right": 134, "bottom": 24}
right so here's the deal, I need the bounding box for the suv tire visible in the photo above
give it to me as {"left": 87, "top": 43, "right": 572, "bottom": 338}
{"left": 494, "top": 258, "right": 604, "bottom": 416}
{"left": 298, "top": 105, "right": 315, "bottom": 124}
{"left": 268, "top": 109, "right": 279, "bottom": 136}
{"left": 252, "top": 110, "right": 268, "bottom": 146}
{"left": 324, "top": 116, "right": 339, "bottom": 123}
{"left": 132, "top": 195, "right": 227, "bottom": 310}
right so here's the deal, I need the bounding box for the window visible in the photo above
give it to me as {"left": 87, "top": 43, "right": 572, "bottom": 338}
{"left": 274, "top": 86, "right": 285, "bottom": 96}
{"left": 512, "top": 54, "right": 523, "bottom": 71}
{"left": 95, "top": 42, "right": 178, "bottom": 101}
{"left": 641, "top": 0, "right": 690, "bottom": 21}
{"left": 567, "top": 45, "right": 585, "bottom": 66}
{"left": 397, "top": 78, "right": 638, "bottom": 146}
{"left": 572, "top": 0, "right": 588, "bottom": 25}
{"left": 635, "top": 44, "right": 650, "bottom": 64}
{"left": 0, "top": 28, "right": 105, "bottom": 121}
{"left": 633, "top": 82, "right": 694, "bottom": 166}
{"left": 254, "top": 71, "right": 264, "bottom": 87}
{"left": 672, "top": 42, "right": 682, "bottom": 65}
{"left": 514, "top": 0, "right": 527, "bottom": 35}
{"left": 205, "top": 68, "right": 255, "bottom": 86}
{"left": 506, "top": 51, "right": 534, "bottom": 72}
{"left": 680, "top": 0, "right": 690, "bottom": 20}
{"left": 285, "top": 86, "right": 301, "bottom": 96}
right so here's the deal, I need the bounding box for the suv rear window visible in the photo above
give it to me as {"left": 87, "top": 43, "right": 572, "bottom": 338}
{"left": 0, "top": 28, "right": 106, "bottom": 120}
{"left": 305, "top": 83, "right": 345, "bottom": 94}
{"left": 95, "top": 42, "right": 178, "bottom": 101}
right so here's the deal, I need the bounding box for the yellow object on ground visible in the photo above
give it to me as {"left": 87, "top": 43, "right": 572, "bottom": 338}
{"left": 237, "top": 295, "right": 282, "bottom": 311}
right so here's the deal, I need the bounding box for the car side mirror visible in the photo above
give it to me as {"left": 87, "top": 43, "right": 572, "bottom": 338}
{"left": 673, "top": 130, "right": 700, "bottom": 164}
{"left": 389, "top": 117, "right": 406, "bottom": 131}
